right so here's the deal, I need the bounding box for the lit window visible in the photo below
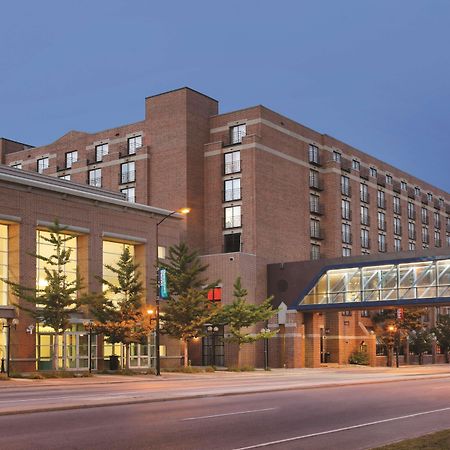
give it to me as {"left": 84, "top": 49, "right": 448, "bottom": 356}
{"left": 157, "top": 246, "right": 166, "bottom": 259}
{"left": 224, "top": 178, "right": 241, "bottom": 202}
{"left": 230, "top": 124, "right": 246, "bottom": 144}
{"left": 65, "top": 151, "right": 78, "bottom": 169}
{"left": 224, "top": 206, "right": 241, "bottom": 228}
{"left": 128, "top": 136, "right": 142, "bottom": 155}
{"left": 95, "top": 144, "right": 109, "bottom": 162}
{"left": 224, "top": 151, "right": 241, "bottom": 174}
{"left": 121, "top": 187, "right": 135, "bottom": 203}
{"left": 207, "top": 287, "right": 222, "bottom": 302}
{"left": 37, "top": 157, "right": 49, "bottom": 173}
{"left": 89, "top": 169, "right": 102, "bottom": 187}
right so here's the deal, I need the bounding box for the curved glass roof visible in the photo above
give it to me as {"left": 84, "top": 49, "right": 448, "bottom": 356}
{"left": 299, "top": 257, "right": 450, "bottom": 310}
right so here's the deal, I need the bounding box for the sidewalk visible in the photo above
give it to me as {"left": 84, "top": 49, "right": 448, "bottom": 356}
{"left": 0, "top": 365, "right": 449, "bottom": 416}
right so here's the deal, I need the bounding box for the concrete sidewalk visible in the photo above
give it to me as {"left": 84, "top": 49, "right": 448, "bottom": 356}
{"left": 0, "top": 365, "right": 449, "bottom": 416}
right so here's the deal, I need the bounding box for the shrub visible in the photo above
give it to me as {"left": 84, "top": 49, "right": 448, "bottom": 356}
{"left": 348, "top": 351, "right": 369, "bottom": 365}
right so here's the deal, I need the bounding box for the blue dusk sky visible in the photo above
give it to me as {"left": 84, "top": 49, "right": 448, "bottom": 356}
{"left": 1, "top": 0, "right": 449, "bottom": 192}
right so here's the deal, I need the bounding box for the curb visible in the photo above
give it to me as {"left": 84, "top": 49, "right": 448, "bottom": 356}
{"left": 1, "top": 373, "right": 449, "bottom": 417}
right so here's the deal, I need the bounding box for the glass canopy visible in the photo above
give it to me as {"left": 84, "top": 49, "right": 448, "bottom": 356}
{"left": 300, "top": 258, "right": 450, "bottom": 307}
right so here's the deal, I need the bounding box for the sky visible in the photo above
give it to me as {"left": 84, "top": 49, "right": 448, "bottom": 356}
{"left": 1, "top": 0, "right": 449, "bottom": 192}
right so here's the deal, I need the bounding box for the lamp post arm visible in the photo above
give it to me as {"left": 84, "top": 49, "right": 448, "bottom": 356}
{"left": 157, "top": 210, "right": 177, "bottom": 227}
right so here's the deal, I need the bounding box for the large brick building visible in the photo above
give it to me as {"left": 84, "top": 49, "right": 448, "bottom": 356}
{"left": 1, "top": 87, "right": 449, "bottom": 368}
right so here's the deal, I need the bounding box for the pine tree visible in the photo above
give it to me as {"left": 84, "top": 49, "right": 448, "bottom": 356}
{"left": 89, "top": 247, "right": 153, "bottom": 370}
{"left": 160, "top": 243, "right": 218, "bottom": 367}
{"left": 432, "top": 315, "right": 450, "bottom": 363}
{"left": 218, "top": 277, "right": 277, "bottom": 368}
{"left": 4, "top": 220, "right": 85, "bottom": 371}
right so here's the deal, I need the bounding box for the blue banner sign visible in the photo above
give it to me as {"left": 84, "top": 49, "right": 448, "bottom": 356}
{"left": 159, "top": 268, "right": 169, "bottom": 299}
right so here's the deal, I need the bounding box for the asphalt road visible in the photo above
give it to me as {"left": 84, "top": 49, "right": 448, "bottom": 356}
{"left": 1, "top": 377, "right": 450, "bottom": 450}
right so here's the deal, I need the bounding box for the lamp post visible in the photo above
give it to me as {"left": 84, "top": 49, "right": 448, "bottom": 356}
{"left": 155, "top": 207, "right": 190, "bottom": 376}
{"left": 3, "top": 318, "right": 18, "bottom": 377}
{"left": 261, "top": 325, "right": 270, "bottom": 371}
{"left": 206, "top": 325, "right": 219, "bottom": 366}
{"left": 83, "top": 320, "right": 95, "bottom": 373}
{"left": 388, "top": 325, "right": 399, "bottom": 368}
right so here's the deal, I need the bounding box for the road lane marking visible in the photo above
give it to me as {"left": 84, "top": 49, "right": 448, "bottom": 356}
{"left": 233, "top": 406, "right": 450, "bottom": 449}
{"left": 182, "top": 408, "right": 276, "bottom": 421}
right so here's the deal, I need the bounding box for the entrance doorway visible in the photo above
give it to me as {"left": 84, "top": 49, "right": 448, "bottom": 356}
{"left": 202, "top": 326, "right": 224, "bottom": 366}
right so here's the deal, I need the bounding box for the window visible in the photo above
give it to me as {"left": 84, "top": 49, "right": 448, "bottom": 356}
{"left": 394, "top": 238, "right": 402, "bottom": 252}
{"left": 361, "top": 310, "right": 370, "bottom": 317}
{"left": 311, "top": 244, "right": 320, "bottom": 260}
{"left": 310, "top": 194, "right": 321, "bottom": 214}
{"left": 370, "top": 167, "right": 377, "bottom": 177}
{"left": 401, "top": 181, "right": 408, "bottom": 191}
{"left": 310, "top": 219, "right": 321, "bottom": 239}
{"left": 224, "top": 178, "right": 241, "bottom": 202}
{"left": 414, "top": 186, "right": 421, "bottom": 196}
{"left": 309, "top": 169, "right": 321, "bottom": 189}
{"left": 352, "top": 159, "right": 360, "bottom": 171}
{"left": 37, "top": 157, "right": 49, "bottom": 173}
{"left": 427, "top": 193, "right": 433, "bottom": 202}
{"left": 435, "top": 231, "right": 441, "bottom": 248}
{"left": 59, "top": 174, "right": 71, "bottom": 181}
{"left": 378, "top": 234, "right": 386, "bottom": 252}
{"left": 224, "top": 151, "right": 241, "bottom": 174}
{"left": 88, "top": 169, "right": 102, "bottom": 187}
{"left": 157, "top": 246, "right": 166, "bottom": 259}
{"left": 341, "top": 176, "right": 351, "bottom": 196}
{"left": 342, "top": 200, "right": 351, "bottom": 220}
{"left": 224, "top": 233, "right": 241, "bottom": 252}
{"left": 447, "top": 234, "right": 450, "bottom": 247}
{"left": 393, "top": 196, "right": 401, "bottom": 214}
{"left": 128, "top": 136, "right": 142, "bottom": 154}
{"left": 333, "top": 151, "right": 341, "bottom": 162}
{"left": 421, "top": 207, "right": 429, "bottom": 224}
{"left": 361, "top": 229, "right": 370, "bottom": 249}
{"left": 342, "top": 223, "right": 352, "bottom": 244}
{"left": 121, "top": 187, "right": 135, "bottom": 203}
{"left": 360, "top": 184, "right": 369, "bottom": 203}
{"left": 308, "top": 144, "right": 319, "bottom": 164}
{"left": 361, "top": 206, "right": 370, "bottom": 226}
{"left": 394, "top": 217, "right": 402, "bottom": 235}
{"left": 65, "top": 151, "right": 78, "bottom": 168}
{"left": 377, "top": 211, "right": 386, "bottom": 231}
{"left": 230, "top": 124, "right": 246, "bottom": 144}
{"left": 439, "top": 198, "right": 444, "bottom": 208}
{"left": 409, "top": 241, "right": 416, "bottom": 250}
{"left": 434, "top": 212, "right": 441, "bottom": 229}
{"left": 95, "top": 144, "right": 109, "bottom": 162}
{"left": 342, "top": 310, "right": 352, "bottom": 316}
{"left": 0, "top": 225, "right": 8, "bottom": 306}
{"left": 207, "top": 287, "right": 222, "bottom": 302}
{"left": 342, "top": 247, "right": 351, "bottom": 257}
{"left": 120, "top": 162, "right": 135, "bottom": 183}
{"left": 10, "top": 162, "right": 22, "bottom": 169}
{"left": 377, "top": 190, "right": 386, "bottom": 209}
{"left": 408, "top": 221, "right": 416, "bottom": 240}
{"left": 422, "top": 227, "right": 429, "bottom": 244}
{"left": 407, "top": 202, "right": 416, "bottom": 220}
{"left": 224, "top": 206, "right": 241, "bottom": 228}
{"left": 386, "top": 174, "right": 393, "bottom": 184}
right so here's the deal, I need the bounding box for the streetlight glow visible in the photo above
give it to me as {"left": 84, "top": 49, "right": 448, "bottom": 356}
{"left": 178, "top": 207, "right": 191, "bottom": 215}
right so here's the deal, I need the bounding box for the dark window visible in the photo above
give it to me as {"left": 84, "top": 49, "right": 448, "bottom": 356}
{"left": 224, "top": 233, "right": 241, "bottom": 252}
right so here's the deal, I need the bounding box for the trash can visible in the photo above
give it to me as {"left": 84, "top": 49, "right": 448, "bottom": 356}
{"left": 109, "top": 354, "right": 120, "bottom": 371}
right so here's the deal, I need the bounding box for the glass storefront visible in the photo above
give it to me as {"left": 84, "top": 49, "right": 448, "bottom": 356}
{"left": 302, "top": 258, "right": 450, "bottom": 306}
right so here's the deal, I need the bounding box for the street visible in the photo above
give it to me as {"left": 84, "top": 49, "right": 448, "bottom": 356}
{"left": 1, "top": 371, "right": 450, "bottom": 449}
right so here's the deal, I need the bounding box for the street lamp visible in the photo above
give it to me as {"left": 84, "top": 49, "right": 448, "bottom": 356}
{"left": 261, "top": 326, "right": 270, "bottom": 371}
{"left": 206, "top": 325, "right": 219, "bottom": 366}
{"left": 2, "top": 318, "right": 18, "bottom": 377}
{"left": 388, "top": 325, "right": 399, "bottom": 368}
{"left": 155, "top": 207, "right": 190, "bottom": 376}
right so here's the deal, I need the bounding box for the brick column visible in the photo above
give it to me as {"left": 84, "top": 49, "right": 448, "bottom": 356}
{"left": 304, "top": 312, "right": 321, "bottom": 368}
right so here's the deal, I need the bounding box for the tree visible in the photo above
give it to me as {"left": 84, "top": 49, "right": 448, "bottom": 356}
{"left": 371, "top": 307, "right": 425, "bottom": 367}
{"left": 432, "top": 315, "right": 450, "bottom": 363}
{"left": 160, "top": 243, "right": 218, "bottom": 367}
{"left": 4, "top": 220, "right": 85, "bottom": 370}
{"left": 89, "top": 247, "right": 153, "bottom": 370}
{"left": 409, "top": 329, "right": 434, "bottom": 365}
{"left": 218, "top": 277, "right": 277, "bottom": 368}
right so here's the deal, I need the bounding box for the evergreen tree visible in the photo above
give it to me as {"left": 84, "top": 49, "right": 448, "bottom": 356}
{"left": 218, "top": 277, "right": 277, "bottom": 368}
{"left": 89, "top": 247, "right": 152, "bottom": 370}
{"left": 432, "top": 314, "right": 450, "bottom": 363}
{"left": 160, "top": 243, "right": 218, "bottom": 367}
{"left": 4, "top": 220, "right": 85, "bottom": 370}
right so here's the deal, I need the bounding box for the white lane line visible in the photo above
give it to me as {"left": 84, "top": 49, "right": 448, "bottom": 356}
{"left": 233, "top": 406, "right": 450, "bottom": 449}
{"left": 182, "top": 408, "right": 276, "bottom": 421}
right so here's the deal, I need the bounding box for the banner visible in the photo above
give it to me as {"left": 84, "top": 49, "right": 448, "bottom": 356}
{"left": 159, "top": 268, "right": 169, "bottom": 299}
